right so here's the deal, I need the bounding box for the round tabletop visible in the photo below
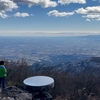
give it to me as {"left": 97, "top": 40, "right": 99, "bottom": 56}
{"left": 23, "top": 76, "right": 54, "bottom": 87}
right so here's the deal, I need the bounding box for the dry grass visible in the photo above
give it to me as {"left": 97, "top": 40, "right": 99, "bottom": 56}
{"left": 4, "top": 60, "right": 100, "bottom": 100}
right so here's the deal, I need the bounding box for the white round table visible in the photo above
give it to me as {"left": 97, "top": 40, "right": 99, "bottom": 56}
{"left": 23, "top": 76, "right": 54, "bottom": 100}
{"left": 24, "top": 76, "right": 54, "bottom": 87}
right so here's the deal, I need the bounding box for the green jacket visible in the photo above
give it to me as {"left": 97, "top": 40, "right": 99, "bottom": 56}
{"left": 0, "top": 65, "right": 7, "bottom": 77}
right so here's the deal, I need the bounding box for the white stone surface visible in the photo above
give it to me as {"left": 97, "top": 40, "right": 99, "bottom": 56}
{"left": 23, "top": 76, "right": 54, "bottom": 87}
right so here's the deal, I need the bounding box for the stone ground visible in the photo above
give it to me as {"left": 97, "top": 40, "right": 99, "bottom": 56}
{"left": 0, "top": 86, "right": 100, "bottom": 100}
{"left": 0, "top": 86, "right": 32, "bottom": 100}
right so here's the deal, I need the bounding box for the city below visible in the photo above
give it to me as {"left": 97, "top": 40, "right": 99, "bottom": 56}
{"left": 0, "top": 35, "right": 100, "bottom": 66}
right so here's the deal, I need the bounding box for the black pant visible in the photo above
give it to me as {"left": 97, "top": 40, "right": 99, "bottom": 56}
{"left": 0, "top": 77, "right": 6, "bottom": 88}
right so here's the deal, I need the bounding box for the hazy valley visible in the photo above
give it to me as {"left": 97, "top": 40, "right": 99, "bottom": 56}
{"left": 0, "top": 35, "right": 100, "bottom": 66}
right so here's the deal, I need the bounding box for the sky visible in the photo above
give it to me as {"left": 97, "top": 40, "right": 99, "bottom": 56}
{"left": 0, "top": 0, "right": 100, "bottom": 36}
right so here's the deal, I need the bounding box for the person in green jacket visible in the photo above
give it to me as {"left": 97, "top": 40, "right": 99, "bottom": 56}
{"left": 0, "top": 61, "right": 7, "bottom": 88}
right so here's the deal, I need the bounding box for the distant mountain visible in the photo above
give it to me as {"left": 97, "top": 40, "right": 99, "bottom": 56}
{"left": 90, "top": 57, "right": 100, "bottom": 63}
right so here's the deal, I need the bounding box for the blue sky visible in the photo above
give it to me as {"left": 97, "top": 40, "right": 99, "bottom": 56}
{"left": 0, "top": 0, "right": 100, "bottom": 36}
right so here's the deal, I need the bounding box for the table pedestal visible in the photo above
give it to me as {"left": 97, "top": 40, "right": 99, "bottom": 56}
{"left": 32, "top": 91, "right": 52, "bottom": 100}
{"left": 23, "top": 76, "right": 54, "bottom": 100}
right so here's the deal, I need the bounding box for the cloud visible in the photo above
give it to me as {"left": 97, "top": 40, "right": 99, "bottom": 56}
{"left": 12, "top": 0, "right": 57, "bottom": 8}
{"left": 82, "top": 14, "right": 100, "bottom": 19}
{"left": 86, "top": 19, "right": 91, "bottom": 22}
{"left": 0, "top": 12, "right": 8, "bottom": 18}
{"left": 1, "top": 31, "right": 100, "bottom": 36}
{"left": 0, "top": 0, "right": 57, "bottom": 18}
{"left": 76, "top": 6, "right": 100, "bottom": 14}
{"left": 0, "top": 0, "right": 18, "bottom": 12}
{"left": 75, "top": 6, "right": 100, "bottom": 21}
{"left": 58, "top": 0, "right": 86, "bottom": 5}
{"left": 0, "top": 0, "right": 18, "bottom": 18}
{"left": 97, "top": 18, "right": 100, "bottom": 20}
{"left": 14, "top": 12, "right": 30, "bottom": 17}
{"left": 47, "top": 10, "right": 74, "bottom": 17}
{"left": 83, "top": 14, "right": 100, "bottom": 21}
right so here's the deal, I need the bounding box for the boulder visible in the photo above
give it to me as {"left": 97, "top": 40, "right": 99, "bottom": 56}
{"left": 0, "top": 86, "right": 32, "bottom": 100}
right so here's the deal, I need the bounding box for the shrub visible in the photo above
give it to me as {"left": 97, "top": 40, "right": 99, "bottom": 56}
{"left": 5, "top": 60, "right": 100, "bottom": 100}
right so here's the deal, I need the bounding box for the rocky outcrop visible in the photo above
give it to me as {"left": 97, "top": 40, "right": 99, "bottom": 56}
{"left": 0, "top": 86, "right": 32, "bottom": 100}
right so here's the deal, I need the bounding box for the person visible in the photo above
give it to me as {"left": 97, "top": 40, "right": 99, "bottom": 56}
{"left": 0, "top": 61, "right": 7, "bottom": 89}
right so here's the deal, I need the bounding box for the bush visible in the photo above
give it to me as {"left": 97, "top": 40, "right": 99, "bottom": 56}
{"left": 5, "top": 60, "right": 100, "bottom": 100}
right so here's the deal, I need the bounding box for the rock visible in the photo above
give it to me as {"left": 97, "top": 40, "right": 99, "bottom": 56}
{"left": 15, "top": 93, "right": 32, "bottom": 100}
{"left": 87, "top": 93, "right": 99, "bottom": 100}
{"left": 0, "top": 86, "right": 32, "bottom": 100}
